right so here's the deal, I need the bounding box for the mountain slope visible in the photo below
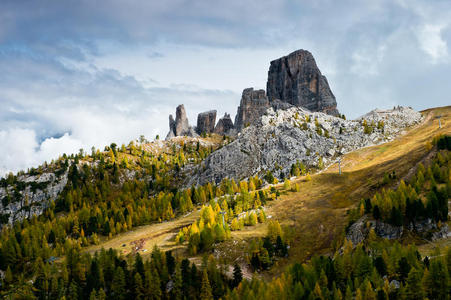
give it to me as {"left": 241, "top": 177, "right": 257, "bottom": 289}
{"left": 89, "top": 106, "right": 449, "bottom": 271}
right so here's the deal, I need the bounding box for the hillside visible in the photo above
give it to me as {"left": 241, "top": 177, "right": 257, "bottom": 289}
{"left": 87, "top": 105, "right": 449, "bottom": 274}
{"left": 0, "top": 105, "right": 449, "bottom": 299}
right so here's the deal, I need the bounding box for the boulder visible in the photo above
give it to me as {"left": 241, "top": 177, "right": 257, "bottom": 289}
{"left": 234, "top": 88, "right": 270, "bottom": 131}
{"left": 266, "top": 49, "right": 339, "bottom": 116}
{"left": 196, "top": 110, "right": 217, "bottom": 134}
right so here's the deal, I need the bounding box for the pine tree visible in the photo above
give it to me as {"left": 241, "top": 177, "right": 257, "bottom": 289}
{"left": 232, "top": 263, "right": 243, "bottom": 288}
{"left": 172, "top": 265, "right": 183, "bottom": 300}
{"left": 4, "top": 265, "right": 13, "bottom": 284}
{"left": 133, "top": 273, "right": 144, "bottom": 300}
{"left": 423, "top": 259, "right": 450, "bottom": 300}
{"left": 405, "top": 268, "right": 424, "bottom": 300}
{"left": 111, "top": 266, "right": 126, "bottom": 300}
{"left": 67, "top": 281, "right": 79, "bottom": 300}
{"left": 146, "top": 266, "right": 161, "bottom": 300}
{"left": 200, "top": 269, "right": 213, "bottom": 300}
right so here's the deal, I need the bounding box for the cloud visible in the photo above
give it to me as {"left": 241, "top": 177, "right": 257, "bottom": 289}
{"left": 1, "top": 0, "right": 451, "bottom": 176}
{"left": 0, "top": 44, "right": 238, "bottom": 176}
{"left": 417, "top": 24, "right": 449, "bottom": 63}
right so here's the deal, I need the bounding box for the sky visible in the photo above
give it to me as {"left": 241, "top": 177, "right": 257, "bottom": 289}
{"left": 0, "top": 0, "right": 450, "bottom": 176}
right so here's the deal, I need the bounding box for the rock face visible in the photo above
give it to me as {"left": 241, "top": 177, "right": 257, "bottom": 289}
{"left": 346, "top": 216, "right": 450, "bottom": 245}
{"left": 196, "top": 110, "right": 217, "bottom": 134}
{"left": 187, "top": 106, "right": 422, "bottom": 185}
{"left": 166, "top": 104, "right": 196, "bottom": 139}
{"left": 214, "top": 113, "right": 235, "bottom": 135}
{"left": 266, "top": 49, "right": 339, "bottom": 116}
{"left": 234, "top": 88, "right": 270, "bottom": 131}
{"left": 0, "top": 170, "right": 69, "bottom": 226}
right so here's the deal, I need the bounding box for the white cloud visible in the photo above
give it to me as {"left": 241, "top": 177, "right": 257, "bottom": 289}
{"left": 417, "top": 23, "right": 449, "bottom": 63}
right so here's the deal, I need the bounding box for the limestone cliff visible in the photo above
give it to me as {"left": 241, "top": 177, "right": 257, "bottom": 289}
{"left": 234, "top": 88, "right": 270, "bottom": 131}
{"left": 214, "top": 113, "right": 235, "bottom": 135}
{"left": 196, "top": 110, "right": 217, "bottom": 134}
{"left": 267, "top": 49, "right": 339, "bottom": 116}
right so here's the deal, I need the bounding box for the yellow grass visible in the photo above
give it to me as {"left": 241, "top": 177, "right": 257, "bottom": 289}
{"left": 240, "top": 106, "right": 451, "bottom": 273}
{"left": 85, "top": 209, "right": 200, "bottom": 259}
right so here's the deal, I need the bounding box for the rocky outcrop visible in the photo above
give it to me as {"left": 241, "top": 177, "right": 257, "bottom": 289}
{"left": 166, "top": 104, "right": 196, "bottom": 139}
{"left": 266, "top": 49, "right": 339, "bottom": 116}
{"left": 234, "top": 88, "right": 270, "bottom": 131}
{"left": 214, "top": 113, "right": 235, "bottom": 135}
{"left": 347, "top": 216, "right": 450, "bottom": 245}
{"left": 196, "top": 110, "right": 217, "bottom": 134}
{"left": 165, "top": 49, "right": 341, "bottom": 137}
{"left": 347, "top": 217, "right": 404, "bottom": 245}
{"left": 187, "top": 106, "right": 422, "bottom": 185}
{"left": 0, "top": 170, "right": 69, "bottom": 226}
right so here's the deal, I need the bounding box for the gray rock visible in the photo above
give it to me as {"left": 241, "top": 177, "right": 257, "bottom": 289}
{"left": 175, "top": 104, "right": 190, "bottom": 136}
{"left": 234, "top": 88, "right": 270, "bottom": 131}
{"left": 188, "top": 106, "right": 422, "bottom": 186}
{"left": 166, "top": 104, "right": 197, "bottom": 139}
{"left": 432, "top": 224, "right": 450, "bottom": 241}
{"left": 374, "top": 221, "right": 403, "bottom": 239}
{"left": 347, "top": 216, "right": 368, "bottom": 245}
{"left": 214, "top": 113, "right": 235, "bottom": 135}
{"left": 0, "top": 169, "right": 69, "bottom": 226}
{"left": 267, "top": 49, "right": 339, "bottom": 116}
{"left": 196, "top": 110, "right": 217, "bottom": 134}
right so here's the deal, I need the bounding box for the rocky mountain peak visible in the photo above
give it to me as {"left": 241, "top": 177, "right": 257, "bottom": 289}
{"left": 196, "top": 110, "right": 217, "bottom": 134}
{"left": 267, "top": 49, "right": 339, "bottom": 116}
{"left": 234, "top": 88, "right": 270, "bottom": 131}
{"left": 166, "top": 104, "right": 196, "bottom": 139}
{"left": 214, "top": 113, "right": 235, "bottom": 135}
{"left": 166, "top": 49, "right": 341, "bottom": 138}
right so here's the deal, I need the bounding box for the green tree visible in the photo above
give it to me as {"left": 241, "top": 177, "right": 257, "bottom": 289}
{"left": 146, "top": 267, "right": 161, "bottom": 300}
{"left": 200, "top": 269, "right": 213, "bottom": 300}
{"left": 424, "top": 260, "right": 450, "bottom": 300}
{"left": 111, "top": 266, "right": 126, "bottom": 300}
{"left": 172, "top": 265, "right": 183, "bottom": 300}
{"left": 132, "top": 273, "right": 143, "bottom": 300}
{"left": 405, "top": 268, "right": 424, "bottom": 300}
{"left": 232, "top": 264, "right": 243, "bottom": 288}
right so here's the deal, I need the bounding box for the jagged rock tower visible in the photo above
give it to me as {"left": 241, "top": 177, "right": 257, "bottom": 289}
{"left": 166, "top": 49, "right": 339, "bottom": 138}
{"left": 214, "top": 113, "right": 235, "bottom": 135}
{"left": 267, "top": 49, "right": 339, "bottom": 116}
{"left": 166, "top": 104, "right": 196, "bottom": 139}
{"left": 234, "top": 88, "right": 270, "bottom": 131}
{"left": 196, "top": 110, "right": 217, "bottom": 134}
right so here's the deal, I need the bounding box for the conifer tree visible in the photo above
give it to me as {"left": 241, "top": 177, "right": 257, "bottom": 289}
{"left": 405, "top": 268, "right": 424, "bottom": 300}
{"left": 232, "top": 263, "right": 243, "bottom": 288}
{"left": 172, "top": 265, "right": 183, "bottom": 300}
{"left": 200, "top": 269, "right": 213, "bottom": 300}
{"left": 111, "top": 266, "right": 126, "bottom": 300}
{"left": 133, "top": 273, "right": 144, "bottom": 300}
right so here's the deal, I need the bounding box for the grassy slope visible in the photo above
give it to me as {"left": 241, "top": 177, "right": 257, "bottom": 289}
{"left": 260, "top": 106, "right": 450, "bottom": 272}
{"left": 89, "top": 106, "right": 450, "bottom": 269}
{"left": 85, "top": 209, "right": 200, "bottom": 259}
